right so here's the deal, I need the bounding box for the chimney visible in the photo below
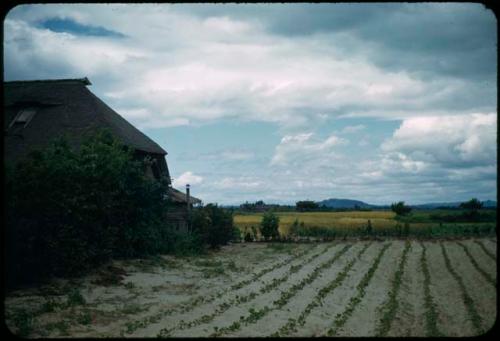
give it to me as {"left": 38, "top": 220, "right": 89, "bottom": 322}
{"left": 186, "top": 183, "right": 191, "bottom": 209}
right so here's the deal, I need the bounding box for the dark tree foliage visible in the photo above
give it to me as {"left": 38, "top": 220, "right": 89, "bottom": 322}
{"left": 191, "top": 204, "right": 235, "bottom": 249}
{"left": 459, "top": 198, "right": 483, "bottom": 211}
{"left": 390, "top": 201, "right": 412, "bottom": 216}
{"left": 260, "top": 211, "right": 280, "bottom": 240}
{"left": 296, "top": 200, "right": 319, "bottom": 212}
{"left": 5, "top": 130, "right": 171, "bottom": 289}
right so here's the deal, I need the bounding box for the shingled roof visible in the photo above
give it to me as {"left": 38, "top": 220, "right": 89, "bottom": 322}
{"left": 4, "top": 78, "right": 166, "bottom": 165}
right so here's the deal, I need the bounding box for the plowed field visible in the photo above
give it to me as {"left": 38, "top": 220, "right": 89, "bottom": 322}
{"left": 5, "top": 238, "right": 497, "bottom": 337}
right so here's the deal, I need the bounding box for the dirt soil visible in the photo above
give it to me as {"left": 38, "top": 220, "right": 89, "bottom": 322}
{"left": 4, "top": 237, "right": 497, "bottom": 337}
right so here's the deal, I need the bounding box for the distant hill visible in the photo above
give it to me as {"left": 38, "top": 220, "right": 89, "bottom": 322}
{"left": 317, "top": 198, "right": 374, "bottom": 209}
{"left": 317, "top": 198, "right": 496, "bottom": 209}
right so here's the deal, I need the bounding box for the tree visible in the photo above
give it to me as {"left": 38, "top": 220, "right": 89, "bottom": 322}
{"left": 260, "top": 211, "right": 280, "bottom": 240}
{"left": 391, "top": 201, "right": 412, "bottom": 216}
{"left": 459, "top": 198, "right": 483, "bottom": 220}
{"left": 459, "top": 198, "right": 483, "bottom": 211}
{"left": 296, "top": 200, "right": 319, "bottom": 212}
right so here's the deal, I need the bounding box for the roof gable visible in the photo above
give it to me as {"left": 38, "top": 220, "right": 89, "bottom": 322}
{"left": 4, "top": 78, "right": 167, "bottom": 160}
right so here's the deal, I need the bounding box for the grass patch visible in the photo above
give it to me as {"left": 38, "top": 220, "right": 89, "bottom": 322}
{"left": 66, "top": 288, "right": 86, "bottom": 307}
{"left": 9, "top": 308, "right": 35, "bottom": 337}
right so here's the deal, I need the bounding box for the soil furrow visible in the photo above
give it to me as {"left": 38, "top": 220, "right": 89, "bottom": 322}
{"left": 333, "top": 241, "right": 403, "bottom": 337}
{"left": 325, "top": 242, "right": 392, "bottom": 336}
{"left": 456, "top": 241, "right": 496, "bottom": 287}
{"left": 444, "top": 242, "right": 496, "bottom": 334}
{"left": 462, "top": 240, "right": 496, "bottom": 280}
{"left": 474, "top": 240, "right": 496, "bottom": 262}
{"left": 387, "top": 241, "right": 426, "bottom": 337}
{"left": 126, "top": 243, "right": 325, "bottom": 337}
{"left": 269, "top": 242, "right": 372, "bottom": 337}
{"left": 170, "top": 242, "right": 350, "bottom": 337}
{"left": 375, "top": 240, "right": 411, "bottom": 336}
{"left": 156, "top": 243, "right": 339, "bottom": 337}
{"left": 288, "top": 242, "right": 383, "bottom": 337}
{"left": 424, "top": 242, "right": 474, "bottom": 336}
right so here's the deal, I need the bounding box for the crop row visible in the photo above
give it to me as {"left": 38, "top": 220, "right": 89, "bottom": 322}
{"left": 440, "top": 243, "right": 483, "bottom": 335}
{"left": 271, "top": 242, "right": 372, "bottom": 337}
{"left": 420, "top": 242, "right": 441, "bottom": 336}
{"left": 208, "top": 244, "right": 354, "bottom": 337}
{"left": 325, "top": 243, "right": 391, "bottom": 336}
{"left": 456, "top": 242, "right": 496, "bottom": 288}
{"left": 473, "top": 240, "right": 496, "bottom": 262}
{"left": 123, "top": 244, "right": 319, "bottom": 335}
{"left": 156, "top": 243, "right": 338, "bottom": 337}
{"left": 375, "top": 240, "right": 411, "bottom": 336}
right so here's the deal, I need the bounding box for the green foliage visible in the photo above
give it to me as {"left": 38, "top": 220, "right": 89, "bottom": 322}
{"left": 191, "top": 203, "right": 234, "bottom": 249}
{"left": 260, "top": 211, "right": 280, "bottom": 240}
{"left": 391, "top": 201, "right": 412, "bottom": 216}
{"left": 9, "top": 309, "right": 35, "bottom": 337}
{"left": 66, "top": 288, "right": 86, "bottom": 307}
{"left": 459, "top": 198, "right": 483, "bottom": 211}
{"left": 295, "top": 200, "right": 319, "bottom": 212}
{"left": 5, "top": 130, "right": 171, "bottom": 288}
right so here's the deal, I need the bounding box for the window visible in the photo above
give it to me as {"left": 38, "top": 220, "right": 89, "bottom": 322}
{"left": 9, "top": 107, "right": 37, "bottom": 130}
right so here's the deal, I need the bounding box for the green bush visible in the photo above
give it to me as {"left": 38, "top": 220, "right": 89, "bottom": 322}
{"left": 191, "top": 204, "right": 234, "bottom": 249}
{"left": 5, "top": 130, "right": 171, "bottom": 289}
{"left": 260, "top": 211, "right": 280, "bottom": 241}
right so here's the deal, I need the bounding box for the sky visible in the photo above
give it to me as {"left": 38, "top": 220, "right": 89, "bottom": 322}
{"left": 4, "top": 3, "right": 497, "bottom": 205}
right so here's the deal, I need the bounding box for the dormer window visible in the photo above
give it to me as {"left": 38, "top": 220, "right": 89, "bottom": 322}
{"left": 8, "top": 107, "right": 37, "bottom": 133}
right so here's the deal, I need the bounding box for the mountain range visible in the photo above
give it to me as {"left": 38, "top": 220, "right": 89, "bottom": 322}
{"left": 317, "top": 198, "right": 497, "bottom": 209}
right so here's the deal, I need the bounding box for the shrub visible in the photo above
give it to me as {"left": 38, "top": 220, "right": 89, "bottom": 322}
{"left": 260, "top": 211, "right": 280, "bottom": 241}
{"left": 5, "top": 130, "right": 171, "bottom": 289}
{"left": 391, "top": 201, "right": 412, "bottom": 216}
{"left": 191, "top": 204, "right": 234, "bottom": 249}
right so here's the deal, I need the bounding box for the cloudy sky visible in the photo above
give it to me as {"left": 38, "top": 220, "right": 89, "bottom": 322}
{"left": 4, "top": 3, "right": 497, "bottom": 205}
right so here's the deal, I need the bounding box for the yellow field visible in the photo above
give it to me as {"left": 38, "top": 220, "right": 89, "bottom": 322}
{"left": 234, "top": 211, "right": 398, "bottom": 236}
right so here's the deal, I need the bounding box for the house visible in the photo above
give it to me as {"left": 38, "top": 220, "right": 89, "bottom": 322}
{"left": 4, "top": 77, "right": 201, "bottom": 230}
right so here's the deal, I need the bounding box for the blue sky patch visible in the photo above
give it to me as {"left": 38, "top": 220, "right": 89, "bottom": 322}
{"left": 40, "top": 18, "right": 126, "bottom": 38}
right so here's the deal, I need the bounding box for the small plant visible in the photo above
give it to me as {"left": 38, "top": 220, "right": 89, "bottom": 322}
{"left": 10, "top": 309, "right": 35, "bottom": 337}
{"left": 260, "top": 211, "right": 280, "bottom": 241}
{"left": 77, "top": 310, "right": 92, "bottom": 325}
{"left": 124, "top": 282, "right": 136, "bottom": 289}
{"left": 66, "top": 288, "right": 86, "bottom": 307}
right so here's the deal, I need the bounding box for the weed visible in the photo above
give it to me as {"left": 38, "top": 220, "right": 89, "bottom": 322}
{"left": 9, "top": 308, "right": 35, "bottom": 337}
{"left": 77, "top": 310, "right": 92, "bottom": 325}
{"left": 124, "top": 282, "right": 136, "bottom": 289}
{"left": 66, "top": 288, "right": 86, "bottom": 306}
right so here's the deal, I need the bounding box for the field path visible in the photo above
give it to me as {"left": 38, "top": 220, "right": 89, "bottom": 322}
{"left": 225, "top": 242, "right": 367, "bottom": 337}
{"left": 129, "top": 243, "right": 326, "bottom": 337}
{"left": 289, "top": 242, "right": 383, "bottom": 337}
{"left": 443, "top": 242, "right": 496, "bottom": 333}
{"left": 335, "top": 241, "right": 405, "bottom": 336}
{"left": 387, "top": 241, "right": 426, "bottom": 337}
{"left": 425, "top": 242, "right": 475, "bottom": 336}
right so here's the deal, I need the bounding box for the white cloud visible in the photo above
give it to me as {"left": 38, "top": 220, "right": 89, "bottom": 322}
{"left": 172, "top": 171, "right": 203, "bottom": 188}
{"left": 271, "top": 132, "right": 346, "bottom": 166}
{"left": 6, "top": 5, "right": 490, "bottom": 132}
{"left": 381, "top": 113, "right": 496, "bottom": 167}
